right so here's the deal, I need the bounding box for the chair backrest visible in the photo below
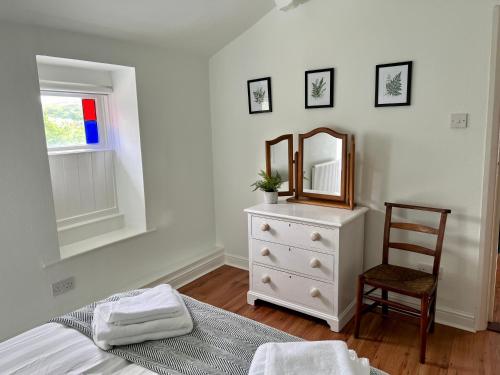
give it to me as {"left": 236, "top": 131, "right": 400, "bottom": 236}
{"left": 382, "top": 202, "right": 451, "bottom": 276}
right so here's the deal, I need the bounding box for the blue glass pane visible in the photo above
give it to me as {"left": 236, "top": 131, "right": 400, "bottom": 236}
{"left": 84, "top": 120, "right": 99, "bottom": 144}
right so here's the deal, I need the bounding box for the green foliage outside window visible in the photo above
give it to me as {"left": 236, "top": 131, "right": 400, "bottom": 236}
{"left": 41, "top": 96, "right": 86, "bottom": 148}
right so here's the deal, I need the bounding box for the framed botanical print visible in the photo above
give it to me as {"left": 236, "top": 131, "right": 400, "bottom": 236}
{"left": 375, "top": 61, "right": 413, "bottom": 107}
{"left": 305, "top": 68, "right": 334, "bottom": 108}
{"left": 247, "top": 77, "right": 272, "bottom": 114}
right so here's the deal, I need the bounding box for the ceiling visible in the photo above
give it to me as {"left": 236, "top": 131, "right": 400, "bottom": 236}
{"left": 0, "top": 0, "right": 275, "bottom": 56}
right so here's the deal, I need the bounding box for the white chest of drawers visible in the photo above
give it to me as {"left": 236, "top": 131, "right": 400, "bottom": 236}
{"left": 245, "top": 202, "right": 368, "bottom": 331}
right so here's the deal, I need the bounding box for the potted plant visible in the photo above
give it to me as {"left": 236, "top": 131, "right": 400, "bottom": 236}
{"left": 251, "top": 170, "right": 282, "bottom": 204}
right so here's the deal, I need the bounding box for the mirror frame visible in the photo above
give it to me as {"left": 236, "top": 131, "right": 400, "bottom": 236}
{"left": 265, "top": 134, "right": 294, "bottom": 196}
{"left": 298, "top": 127, "right": 347, "bottom": 202}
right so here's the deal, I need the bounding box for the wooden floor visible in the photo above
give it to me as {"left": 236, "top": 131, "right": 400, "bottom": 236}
{"left": 178, "top": 265, "right": 500, "bottom": 375}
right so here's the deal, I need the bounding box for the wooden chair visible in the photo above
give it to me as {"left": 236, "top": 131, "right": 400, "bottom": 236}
{"left": 354, "top": 202, "right": 451, "bottom": 363}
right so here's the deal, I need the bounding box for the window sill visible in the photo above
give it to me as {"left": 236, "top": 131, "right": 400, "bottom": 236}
{"left": 48, "top": 148, "right": 112, "bottom": 156}
{"left": 60, "top": 227, "right": 155, "bottom": 260}
{"left": 58, "top": 212, "right": 124, "bottom": 246}
{"left": 42, "top": 227, "right": 156, "bottom": 268}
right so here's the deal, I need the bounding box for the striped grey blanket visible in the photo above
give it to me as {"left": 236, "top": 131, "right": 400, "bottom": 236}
{"left": 51, "top": 289, "right": 384, "bottom": 375}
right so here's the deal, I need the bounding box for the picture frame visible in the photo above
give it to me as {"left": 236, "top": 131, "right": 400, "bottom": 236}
{"left": 375, "top": 61, "right": 413, "bottom": 107}
{"left": 305, "top": 68, "right": 334, "bottom": 109}
{"left": 247, "top": 77, "right": 272, "bottom": 114}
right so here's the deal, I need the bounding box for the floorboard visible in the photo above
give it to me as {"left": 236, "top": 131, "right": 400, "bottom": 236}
{"left": 176, "top": 265, "right": 500, "bottom": 375}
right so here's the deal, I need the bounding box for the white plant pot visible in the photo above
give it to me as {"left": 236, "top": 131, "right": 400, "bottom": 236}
{"left": 263, "top": 191, "right": 278, "bottom": 204}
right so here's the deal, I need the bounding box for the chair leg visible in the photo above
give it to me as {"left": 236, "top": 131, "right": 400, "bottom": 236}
{"left": 381, "top": 289, "right": 389, "bottom": 315}
{"left": 354, "top": 276, "right": 364, "bottom": 338}
{"left": 419, "top": 295, "right": 430, "bottom": 364}
{"left": 430, "top": 294, "right": 436, "bottom": 333}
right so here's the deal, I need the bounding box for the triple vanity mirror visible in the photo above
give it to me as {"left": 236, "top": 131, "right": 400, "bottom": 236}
{"left": 265, "top": 127, "right": 355, "bottom": 210}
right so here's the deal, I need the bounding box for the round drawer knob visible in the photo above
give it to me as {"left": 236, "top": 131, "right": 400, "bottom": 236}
{"left": 310, "top": 287, "right": 321, "bottom": 298}
{"left": 261, "top": 275, "right": 271, "bottom": 284}
{"left": 260, "top": 248, "right": 270, "bottom": 256}
{"left": 260, "top": 223, "right": 270, "bottom": 232}
{"left": 310, "top": 232, "right": 321, "bottom": 241}
{"left": 309, "top": 258, "right": 321, "bottom": 268}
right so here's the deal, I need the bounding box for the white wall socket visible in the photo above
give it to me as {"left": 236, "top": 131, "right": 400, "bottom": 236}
{"left": 450, "top": 113, "right": 468, "bottom": 128}
{"left": 52, "top": 277, "right": 75, "bottom": 296}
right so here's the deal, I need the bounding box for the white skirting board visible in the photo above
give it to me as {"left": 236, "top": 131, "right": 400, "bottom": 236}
{"left": 227, "top": 254, "right": 476, "bottom": 332}
{"left": 135, "top": 250, "right": 475, "bottom": 332}
{"left": 387, "top": 295, "right": 476, "bottom": 333}
{"left": 134, "top": 246, "right": 225, "bottom": 290}
{"left": 225, "top": 253, "right": 249, "bottom": 270}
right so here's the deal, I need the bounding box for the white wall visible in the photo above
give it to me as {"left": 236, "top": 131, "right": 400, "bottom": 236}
{"left": 209, "top": 0, "right": 494, "bottom": 330}
{"left": 0, "top": 21, "right": 215, "bottom": 340}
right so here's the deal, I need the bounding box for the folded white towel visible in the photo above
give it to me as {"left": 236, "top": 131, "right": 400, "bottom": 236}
{"left": 113, "top": 312, "right": 178, "bottom": 326}
{"left": 248, "top": 341, "right": 370, "bottom": 375}
{"left": 92, "top": 290, "right": 193, "bottom": 350}
{"left": 105, "top": 284, "right": 183, "bottom": 325}
{"left": 94, "top": 324, "right": 193, "bottom": 351}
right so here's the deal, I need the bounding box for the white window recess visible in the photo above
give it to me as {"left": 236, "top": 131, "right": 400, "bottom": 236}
{"left": 37, "top": 56, "right": 149, "bottom": 261}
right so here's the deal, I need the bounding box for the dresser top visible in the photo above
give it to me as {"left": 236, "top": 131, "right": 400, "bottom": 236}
{"left": 244, "top": 202, "right": 368, "bottom": 227}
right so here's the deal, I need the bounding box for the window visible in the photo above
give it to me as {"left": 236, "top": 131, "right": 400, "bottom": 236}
{"left": 36, "top": 56, "right": 147, "bottom": 259}
{"left": 41, "top": 92, "right": 108, "bottom": 150}
{"left": 41, "top": 90, "right": 119, "bottom": 246}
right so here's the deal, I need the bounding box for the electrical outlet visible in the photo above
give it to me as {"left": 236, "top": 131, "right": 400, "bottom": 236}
{"left": 417, "top": 263, "right": 443, "bottom": 280}
{"left": 52, "top": 277, "right": 75, "bottom": 296}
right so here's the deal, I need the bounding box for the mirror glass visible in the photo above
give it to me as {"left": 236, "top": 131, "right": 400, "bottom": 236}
{"left": 302, "top": 133, "right": 343, "bottom": 196}
{"left": 269, "top": 140, "right": 290, "bottom": 193}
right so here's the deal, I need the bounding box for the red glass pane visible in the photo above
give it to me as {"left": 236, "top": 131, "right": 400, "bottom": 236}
{"left": 82, "top": 99, "right": 97, "bottom": 121}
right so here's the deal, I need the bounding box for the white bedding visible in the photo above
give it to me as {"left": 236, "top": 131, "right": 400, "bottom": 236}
{"left": 0, "top": 323, "right": 156, "bottom": 375}
{"left": 0, "top": 322, "right": 383, "bottom": 375}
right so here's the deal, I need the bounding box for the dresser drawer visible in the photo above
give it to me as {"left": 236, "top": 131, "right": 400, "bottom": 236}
{"left": 252, "top": 264, "right": 334, "bottom": 314}
{"left": 251, "top": 216, "right": 338, "bottom": 252}
{"left": 251, "top": 239, "right": 334, "bottom": 282}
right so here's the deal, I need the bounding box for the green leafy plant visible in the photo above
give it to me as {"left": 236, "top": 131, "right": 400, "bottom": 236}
{"left": 385, "top": 72, "right": 402, "bottom": 96}
{"left": 311, "top": 77, "right": 327, "bottom": 98}
{"left": 253, "top": 87, "right": 266, "bottom": 104}
{"left": 251, "top": 170, "right": 283, "bottom": 192}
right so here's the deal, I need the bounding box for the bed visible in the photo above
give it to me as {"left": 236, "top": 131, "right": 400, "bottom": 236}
{"left": 0, "top": 290, "right": 386, "bottom": 375}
